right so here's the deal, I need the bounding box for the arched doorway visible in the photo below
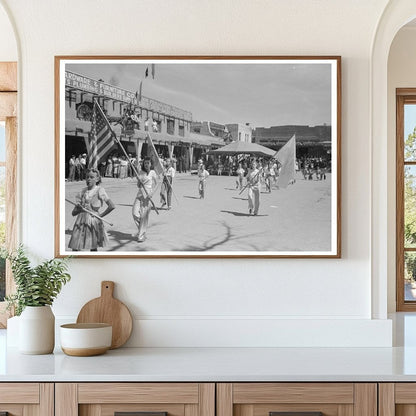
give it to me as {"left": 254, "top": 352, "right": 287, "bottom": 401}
{"left": 371, "top": 1, "right": 416, "bottom": 318}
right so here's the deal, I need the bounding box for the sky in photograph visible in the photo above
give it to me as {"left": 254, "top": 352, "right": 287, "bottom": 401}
{"left": 67, "top": 61, "right": 332, "bottom": 128}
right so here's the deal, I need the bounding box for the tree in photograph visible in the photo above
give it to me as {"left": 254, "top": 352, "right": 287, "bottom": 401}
{"left": 405, "top": 253, "right": 416, "bottom": 282}
{"left": 405, "top": 126, "right": 416, "bottom": 160}
{"left": 405, "top": 128, "right": 416, "bottom": 244}
{"left": 404, "top": 127, "right": 416, "bottom": 280}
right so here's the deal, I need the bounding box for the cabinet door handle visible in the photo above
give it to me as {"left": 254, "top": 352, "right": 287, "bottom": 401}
{"left": 115, "top": 412, "right": 168, "bottom": 416}
{"left": 270, "top": 413, "right": 323, "bottom": 416}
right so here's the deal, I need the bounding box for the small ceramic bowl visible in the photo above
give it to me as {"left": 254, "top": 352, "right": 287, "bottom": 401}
{"left": 60, "top": 323, "right": 112, "bottom": 356}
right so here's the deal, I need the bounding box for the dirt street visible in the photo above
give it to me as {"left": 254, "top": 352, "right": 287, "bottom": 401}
{"left": 64, "top": 172, "right": 332, "bottom": 253}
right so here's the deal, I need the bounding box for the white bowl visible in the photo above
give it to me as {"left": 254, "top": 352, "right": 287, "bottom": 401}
{"left": 60, "top": 323, "right": 112, "bottom": 356}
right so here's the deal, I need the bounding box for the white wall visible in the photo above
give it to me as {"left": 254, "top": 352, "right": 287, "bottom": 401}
{"left": 0, "top": 0, "right": 394, "bottom": 347}
{"left": 0, "top": 3, "right": 16, "bottom": 62}
{"left": 387, "top": 26, "right": 416, "bottom": 312}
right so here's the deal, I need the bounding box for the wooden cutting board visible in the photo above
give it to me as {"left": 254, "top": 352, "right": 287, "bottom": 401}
{"left": 76, "top": 281, "right": 133, "bottom": 349}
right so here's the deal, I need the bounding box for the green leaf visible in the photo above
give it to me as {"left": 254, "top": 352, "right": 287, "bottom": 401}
{"left": 5, "top": 245, "right": 71, "bottom": 315}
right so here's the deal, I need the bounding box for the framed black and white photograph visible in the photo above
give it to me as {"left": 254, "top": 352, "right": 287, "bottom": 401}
{"left": 55, "top": 56, "right": 341, "bottom": 258}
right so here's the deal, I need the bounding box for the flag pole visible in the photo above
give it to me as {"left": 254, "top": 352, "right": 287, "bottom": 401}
{"left": 113, "top": 132, "right": 160, "bottom": 216}
{"left": 65, "top": 199, "right": 113, "bottom": 226}
{"left": 238, "top": 167, "right": 263, "bottom": 195}
{"left": 93, "top": 99, "right": 160, "bottom": 215}
{"left": 146, "top": 132, "right": 179, "bottom": 205}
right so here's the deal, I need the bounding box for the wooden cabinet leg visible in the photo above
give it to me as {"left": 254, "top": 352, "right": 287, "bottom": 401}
{"left": 199, "top": 384, "right": 215, "bottom": 416}
{"left": 56, "top": 383, "right": 78, "bottom": 416}
{"left": 379, "top": 383, "right": 395, "bottom": 416}
{"left": 217, "top": 384, "right": 233, "bottom": 416}
{"left": 354, "top": 384, "right": 377, "bottom": 416}
{"left": 39, "top": 383, "right": 54, "bottom": 416}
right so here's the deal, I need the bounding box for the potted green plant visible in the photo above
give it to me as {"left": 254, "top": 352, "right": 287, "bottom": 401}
{"left": 4, "top": 246, "right": 71, "bottom": 354}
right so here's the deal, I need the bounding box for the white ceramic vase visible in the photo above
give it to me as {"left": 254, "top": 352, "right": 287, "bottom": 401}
{"left": 19, "top": 306, "right": 55, "bottom": 354}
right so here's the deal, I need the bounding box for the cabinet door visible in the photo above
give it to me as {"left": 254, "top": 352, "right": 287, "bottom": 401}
{"left": 217, "top": 383, "right": 377, "bottom": 416}
{"left": 379, "top": 383, "right": 416, "bottom": 416}
{"left": 55, "top": 383, "right": 215, "bottom": 416}
{"left": 0, "top": 383, "right": 53, "bottom": 416}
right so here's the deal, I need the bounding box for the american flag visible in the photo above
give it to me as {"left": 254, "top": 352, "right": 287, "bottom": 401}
{"left": 88, "top": 100, "right": 117, "bottom": 169}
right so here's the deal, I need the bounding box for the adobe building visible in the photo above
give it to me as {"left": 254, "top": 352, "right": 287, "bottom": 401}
{"left": 252, "top": 124, "right": 331, "bottom": 158}
{"left": 191, "top": 121, "right": 252, "bottom": 143}
{"left": 64, "top": 71, "right": 225, "bottom": 173}
{"left": 225, "top": 123, "right": 253, "bottom": 143}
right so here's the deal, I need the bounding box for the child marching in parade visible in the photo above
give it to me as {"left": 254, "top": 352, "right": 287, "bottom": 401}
{"left": 264, "top": 161, "right": 273, "bottom": 193}
{"left": 270, "top": 159, "right": 278, "bottom": 187}
{"left": 197, "top": 159, "right": 210, "bottom": 199}
{"left": 68, "top": 169, "right": 115, "bottom": 251}
{"left": 132, "top": 156, "right": 158, "bottom": 243}
{"left": 235, "top": 162, "right": 245, "bottom": 190}
{"left": 246, "top": 159, "right": 261, "bottom": 216}
{"left": 160, "top": 159, "right": 175, "bottom": 209}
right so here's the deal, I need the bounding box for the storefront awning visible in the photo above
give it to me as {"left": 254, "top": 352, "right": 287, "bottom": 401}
{"left": 65, "top": 119, "right": 225, "bottom": 147}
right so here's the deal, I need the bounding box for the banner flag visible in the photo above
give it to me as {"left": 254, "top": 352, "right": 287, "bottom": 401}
{"left": 135, "top": 80, "right": 143, "bottom": 103}
{"left": 146, "top": 132, "right": 164, "bottom": 177}
{"left": 275, "top": 134, "right": 296, "bottom": 188}
{"left": 88, "top": 100, "right": 117, "bottom": 169}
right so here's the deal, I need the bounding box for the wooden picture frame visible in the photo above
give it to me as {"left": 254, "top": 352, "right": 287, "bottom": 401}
{"left": 55, "top": 56, "right": 341, "bottom": 258}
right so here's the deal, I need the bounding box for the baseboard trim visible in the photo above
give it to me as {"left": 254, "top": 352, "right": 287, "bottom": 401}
{"left": 51, "top": 317, "right": 393, "bottom": 348}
